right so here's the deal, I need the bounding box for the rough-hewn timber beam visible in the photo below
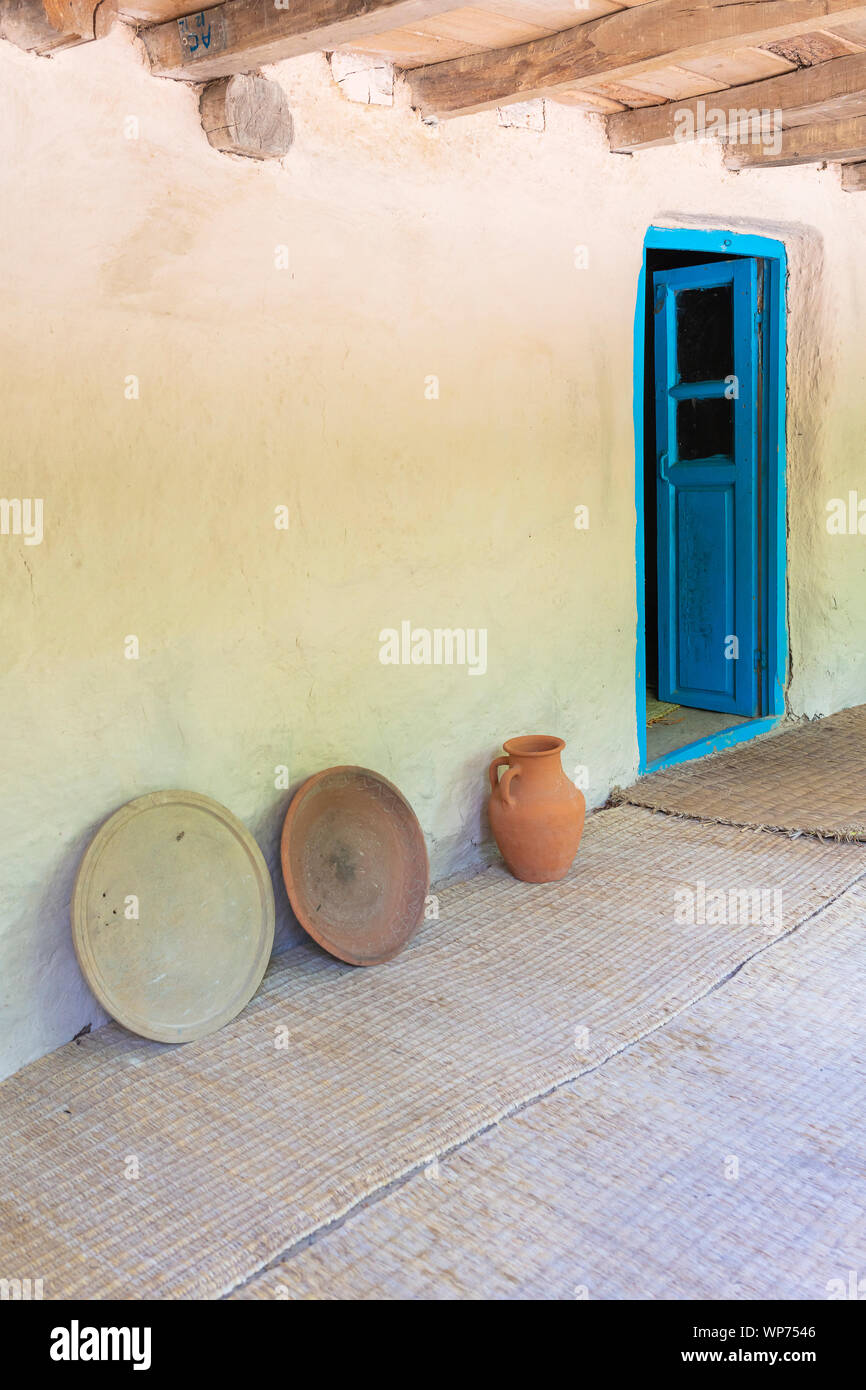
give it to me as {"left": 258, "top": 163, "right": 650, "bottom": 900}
{"left": 0, "top": 0, "right": 105, "bottom": 52}
{"left": 407, "top": 0, "right": 866, "bottom": 120}
{"left": 200, "top": 73, "right": 294, "bottom": 158}
{"left": 142, "top": 0, "right": 457, "bottom": 81}
{"left": 608, "top": 51, "right": 866, "bottom": 152}
{"left": 725, "top": 111, "right": 866, "bottom": 166}
{"left": 840, "top": 157, "right": 866, "bottom": 185}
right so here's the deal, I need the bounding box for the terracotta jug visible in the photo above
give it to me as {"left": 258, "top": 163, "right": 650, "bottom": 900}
{"left": 488, "top": 735, "right": 585, "bottom": 883}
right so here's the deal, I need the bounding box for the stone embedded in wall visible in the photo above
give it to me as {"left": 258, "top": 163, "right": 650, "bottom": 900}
{"left": 329, "top": 50, "right": 394, "bottom": 108}
{"left": 497, "top": 99, "right": 546, "bottom": 132}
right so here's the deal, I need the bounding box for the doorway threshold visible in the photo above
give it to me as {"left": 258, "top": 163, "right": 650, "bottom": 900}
{"left": 646, "top": 714, "right": 781, "bottom": 776}
{"left": 648, "top": 706, "right": 749, "bottom": 764}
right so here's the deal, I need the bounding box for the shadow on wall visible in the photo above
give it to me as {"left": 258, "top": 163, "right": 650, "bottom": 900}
{"left": 252, "top": 783, "right": 304, "bottom": 953}
{"left": 29, "top": 820, "right": 111, "bottom": 1052}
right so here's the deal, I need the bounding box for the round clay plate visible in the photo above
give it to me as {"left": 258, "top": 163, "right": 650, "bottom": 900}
{"left": 281, "top": 766, "right": 429, "bottom": 966}
{"left": 72, "top": 791, "right": 275, "bottom": 1043}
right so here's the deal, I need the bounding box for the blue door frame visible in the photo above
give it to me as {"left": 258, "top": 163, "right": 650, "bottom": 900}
{"left": 634, "top": 227, "right": 788, "bottom": 775}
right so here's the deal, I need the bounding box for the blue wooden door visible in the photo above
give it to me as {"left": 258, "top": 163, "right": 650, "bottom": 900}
{"left": 653, "top": 259, "right": 762, "bottom": 716}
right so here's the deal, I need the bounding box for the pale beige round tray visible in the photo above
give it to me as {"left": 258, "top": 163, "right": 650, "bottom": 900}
{"left": 72, "top": 790, "right": 275, "bottom": 1043}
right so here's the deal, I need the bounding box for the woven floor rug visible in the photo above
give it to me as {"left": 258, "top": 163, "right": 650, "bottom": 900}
{"left": 1, "top": 804, "right": 864, "bottom": 1299}
{"left": 646, "top": 694, "right": 681, "bottom": 725}
{"left": 232, "top": 879, "right": 866, "bottom": 1300}
{"left": 618, "top": 704, "right": 866, "bottom": 841}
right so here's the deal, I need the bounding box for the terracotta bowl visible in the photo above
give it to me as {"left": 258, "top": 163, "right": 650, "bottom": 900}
{"left": 280, "top": 766, "right": 429, "bottom": 966}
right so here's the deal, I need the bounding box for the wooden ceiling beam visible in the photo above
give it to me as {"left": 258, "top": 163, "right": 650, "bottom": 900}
{"left": 840, "top": 157, "right": 866, "bottom": 185}
{"left": 724, "top": 110, "right": 866, "bottom": 165}
{"left": 141, "top": 0, "right": 458, "bottom": 81}
{"left": 200, "top": 73, "right": 294, "bottom": 158}
{"left": 0, "top": 0, "right": 106, "bottom": 52}
{"left": 608, "top": 50, "right": 866, "bottom": 152}
{"left": 406, "top": 0, "right": 866, "bottom": 119}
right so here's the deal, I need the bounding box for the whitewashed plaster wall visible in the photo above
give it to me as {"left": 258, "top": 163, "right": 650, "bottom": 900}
{"left": 1, "top": 25, "right": 865, "bottom": 1077}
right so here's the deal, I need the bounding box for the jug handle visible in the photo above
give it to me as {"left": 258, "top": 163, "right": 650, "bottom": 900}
{"left": 489, "top": 756, "right": 520, "bottom": 808}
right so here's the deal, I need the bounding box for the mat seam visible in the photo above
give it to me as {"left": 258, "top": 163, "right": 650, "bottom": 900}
{"left": 609, "top": 796, "right": 866, "bottom": 844}
{"left": 220, "top": 862, "right": 866, "bottom": 1300}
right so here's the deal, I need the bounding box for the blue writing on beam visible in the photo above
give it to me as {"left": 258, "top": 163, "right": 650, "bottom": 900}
{"left": 179, "top": 13, "right": 212, "bottom": 57}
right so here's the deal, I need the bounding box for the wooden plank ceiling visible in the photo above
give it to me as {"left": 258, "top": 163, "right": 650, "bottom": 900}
{"left": 10, "top": 0, "right": 866, "bottom": 181}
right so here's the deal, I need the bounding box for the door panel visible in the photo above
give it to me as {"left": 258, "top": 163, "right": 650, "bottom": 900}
{"left": 653, "top": 258, "right": 761, "bottom": 717}
{"left": 675, "top": 485, "right": 735, "bottom": 700}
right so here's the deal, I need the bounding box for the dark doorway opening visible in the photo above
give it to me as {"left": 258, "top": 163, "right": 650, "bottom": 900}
{"left": 642, "top": 247, "right": 768, "bottom": 765}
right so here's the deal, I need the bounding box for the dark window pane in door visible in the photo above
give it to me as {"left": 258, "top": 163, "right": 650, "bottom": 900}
{"left": 676, "top": 284, "right": 733, "bottom": 382}
{"left": 677, "top": 397, "right": 733, "bottom": 461}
